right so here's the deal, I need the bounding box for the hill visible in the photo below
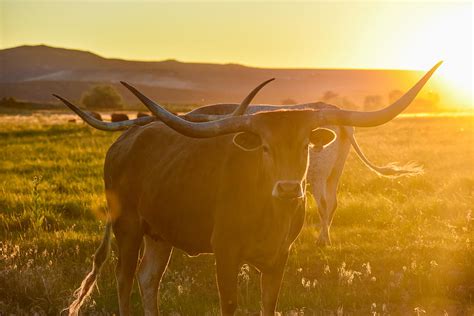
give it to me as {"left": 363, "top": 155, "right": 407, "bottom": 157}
{"left": 0, "top": 45, "right": 449, "bottom": 111}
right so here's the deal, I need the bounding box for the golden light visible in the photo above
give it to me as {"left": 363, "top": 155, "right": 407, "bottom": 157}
{"left": 436, "top": 63, "right": 473, "bottom": 108}
{"left": 400, "top": 3, "right": 473, "bottom": 109}
{"left": 426, "top": 3, "right": 473, "bottom": 108}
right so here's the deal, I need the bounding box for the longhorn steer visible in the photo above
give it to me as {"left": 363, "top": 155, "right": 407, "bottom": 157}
{"left": 54, "top": 62, "right": 440, "bottom": 315}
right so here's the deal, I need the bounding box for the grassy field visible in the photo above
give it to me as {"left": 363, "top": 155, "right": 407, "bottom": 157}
{"left": 0, "top": 115, "right": 473, "bottom": 315}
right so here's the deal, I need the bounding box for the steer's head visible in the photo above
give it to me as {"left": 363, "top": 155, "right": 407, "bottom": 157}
{"left": 232, "top": 110, "right": 336, "bottom": 200}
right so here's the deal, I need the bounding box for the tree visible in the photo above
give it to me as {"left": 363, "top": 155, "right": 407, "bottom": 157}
{"left": 388, "top": 89, "right": 403, "bottom": 104}
{"left": 0, "top": 97, "right": 18, "bottom": 106}
{"left": 322, "top": 91, "right": 338, "bottom": 102}
{"left": 364, "top": 95, "right": 383, "bottom": 111}
{"left": 342, "top": 97, "right": 357, "bottom": 110}
{"left": 426, "top": 91, "right": 440, "bottom": 107}
{"left": 81, "top": 85, "right": 124, "bottom": 110}
{"left": 281, "top": 98, "right": 297, "bottom": 105}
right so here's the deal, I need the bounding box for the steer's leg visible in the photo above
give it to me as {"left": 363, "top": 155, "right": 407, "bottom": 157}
{"left": 261, "top": 254, "right": 288, "bottom": 316}
{"left": 114, "top": 217, "right": 143, "bottom": 316}
{"left": 214, "top": 250, "right": 240, "bottom": 316}
{"left": 322, "top": 175, "right": 340, "bottom": 239}
{"left": 137, "top": 235, "right": 173, "bottom": 316}
{"left": 313, "top": 180, "right": 331, "bottom": 246}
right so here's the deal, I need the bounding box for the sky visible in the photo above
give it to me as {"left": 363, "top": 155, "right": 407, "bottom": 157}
{"left": 1, "top": 0, "right": 473, "bottom": 105}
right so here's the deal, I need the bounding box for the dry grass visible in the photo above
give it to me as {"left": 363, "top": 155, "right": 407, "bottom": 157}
{"left": 0, "top": 114, "right": 473, "bottom": 315}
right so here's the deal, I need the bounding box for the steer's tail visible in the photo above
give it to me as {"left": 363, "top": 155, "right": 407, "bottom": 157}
{"left": 343, "top": 127, "right": 423, "bottom": 178}
{"left": 66, "top": 221, "right": 112, "bottom": 316}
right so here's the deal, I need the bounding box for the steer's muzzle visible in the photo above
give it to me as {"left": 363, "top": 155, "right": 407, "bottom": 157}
{"left": 272, "top": 180, "right": 304, "bottom": 199}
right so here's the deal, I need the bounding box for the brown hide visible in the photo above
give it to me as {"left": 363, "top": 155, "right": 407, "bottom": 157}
{"left": 187, "top": 101, "right": 339, "bottom": 115}
{"left": 104, "top": 110, "right": 322, "bottom": 270}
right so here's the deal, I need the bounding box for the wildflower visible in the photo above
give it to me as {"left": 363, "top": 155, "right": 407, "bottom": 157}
{"left": 363, "top": 262, "right": 372, "bottom": 276}
{"left": 414, "top": 307, "right": 426, "bottom": 315}
{"left": 324, "top": 264, "right": 331, "bottom": 275}
{"left": 238, "top": 264, "right": 250, "bottom": 283}
{"left": 371, "top": 302, "right": 377, "bottom": 315}
{"left": 337, "top": 306, "right": 344, "bottom": 316}
{"left": 338, "top": 262, "right": 362, "bottom": 285}
{"left": 301, "top": 277, "right": 311, "bottom": 289}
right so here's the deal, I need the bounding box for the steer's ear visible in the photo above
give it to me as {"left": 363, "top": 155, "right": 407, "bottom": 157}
{"left": 233, "top": 132, "right": 263, "bottom": 151}
{"left": 309, "top": 128, "right": 337, "bottom": 152}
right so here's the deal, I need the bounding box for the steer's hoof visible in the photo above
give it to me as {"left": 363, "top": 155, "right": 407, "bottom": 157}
{"left": 316, "top": 235, "right": 332, "bottom": 247}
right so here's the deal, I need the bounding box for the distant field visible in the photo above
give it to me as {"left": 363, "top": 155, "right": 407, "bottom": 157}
{"left": 0, "top": 115, "right": 473, "bottom": 315}
{"left": 0, "top": 100, "right": 198, "bottom": 117}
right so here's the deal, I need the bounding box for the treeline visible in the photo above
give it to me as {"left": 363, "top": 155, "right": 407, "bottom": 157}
{"left": 2, "top": 84, "right": 446, "bottom": 114}
{"left": 282, "top": 89, "right": 443, "bottom": 113}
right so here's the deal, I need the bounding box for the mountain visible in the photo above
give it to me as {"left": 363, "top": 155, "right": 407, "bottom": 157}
{"left": 0, "top": 45, "right": 446, "bottom": 111}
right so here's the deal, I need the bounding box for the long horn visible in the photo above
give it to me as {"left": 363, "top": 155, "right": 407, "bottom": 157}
{"left": 317, "top": 61, "right": 442, "bottom": 126}
{"left": 229, "top": 78, "right": 275, "bottom": 116}
{"left": 180, "top": 78, "right": 274, "bottom": 122}
{"left": 52, "top": 94, "right": 156, "bottom": 131}
{"left": 120, "top": 79, "right": 274, "bottom": 138}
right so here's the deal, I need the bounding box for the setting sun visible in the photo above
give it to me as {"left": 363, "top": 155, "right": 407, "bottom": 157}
{"left": 388, "top": 2, "right": 473, "bottom": 107}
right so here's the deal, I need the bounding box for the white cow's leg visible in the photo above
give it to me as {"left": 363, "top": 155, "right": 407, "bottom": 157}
{"left": 312, "top": 127, "right": 351, "bottom": 246}
{"left": 313, "top": 181, "right": 331, "bottom": 246}
{"left": 321, "top": 177, "right": 339, "bottom": 244}
{"left": 138, "top": 235, "right": 172, "bottom": 316}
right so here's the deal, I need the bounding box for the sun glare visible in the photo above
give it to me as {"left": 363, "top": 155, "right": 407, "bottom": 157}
{"left": 414, "top": 4, "right": 472, "bottom": 108}
{"left": 429, "top": 5, "right": 473, "bottom": 108}
{"left": 437, "top": 64, "right": 473, "bottom": 108}
{"left": 371, "top": 2, "right": 473, "bottom": 109}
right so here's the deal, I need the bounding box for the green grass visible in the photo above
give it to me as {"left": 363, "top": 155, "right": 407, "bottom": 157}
{"left": 0, "top": 115, "right": 473, "bottom": 315}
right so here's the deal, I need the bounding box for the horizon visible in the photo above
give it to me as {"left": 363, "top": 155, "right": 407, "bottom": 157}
{"left": 1, "top": 43, "right": 442, "bottom": 72}
{"left": 0, "top": 43, "right": 470, "bottom": 110}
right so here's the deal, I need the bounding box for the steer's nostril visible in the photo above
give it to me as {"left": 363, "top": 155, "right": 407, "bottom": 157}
{"left": 276, "top": 181, "right": 301, "bottom": 195}
{"left": 273, "top": 180, "right": 303, "bottom": 199}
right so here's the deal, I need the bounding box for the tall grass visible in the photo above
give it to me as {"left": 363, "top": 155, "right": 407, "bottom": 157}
{"left": 0, "top": 116, "right": 472, "bottom": 315}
